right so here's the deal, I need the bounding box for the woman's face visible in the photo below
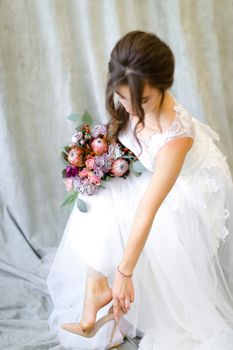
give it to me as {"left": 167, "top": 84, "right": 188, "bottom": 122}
{"left": 115, "top": 83, "right": 163, "bottom": 116}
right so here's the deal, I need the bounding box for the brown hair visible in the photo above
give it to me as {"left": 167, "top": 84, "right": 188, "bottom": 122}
{"left": 105, "top": 30, "right": 175, "bottom": 155}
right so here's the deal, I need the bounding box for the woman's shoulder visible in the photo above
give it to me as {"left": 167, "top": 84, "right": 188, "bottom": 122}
{"left": 145, "top": 102, "right": 195, "bottom": 151}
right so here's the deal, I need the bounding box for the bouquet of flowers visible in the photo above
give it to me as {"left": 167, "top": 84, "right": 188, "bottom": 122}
{"left": 61, "top": 110, "right": 146, "bottom": 212}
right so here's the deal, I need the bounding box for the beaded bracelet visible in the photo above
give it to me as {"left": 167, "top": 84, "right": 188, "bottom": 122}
{"left": 117, "top": 265, "right": 133, "bottom": 278}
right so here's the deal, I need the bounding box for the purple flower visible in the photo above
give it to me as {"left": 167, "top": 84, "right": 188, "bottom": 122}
{"left": 91, "top": 124, "right": 107, "bottom": 138}
{"left": 94, "top": 169, "right": 104, "bottom": 178}
{"left": 93, "top": 153, "right": 113, "bottom": 173}
{"left": 72, "top": 175, "right": 99, "bottom": 195}
{"left": 66, "top": 165, "right": 78, "bottom": 177}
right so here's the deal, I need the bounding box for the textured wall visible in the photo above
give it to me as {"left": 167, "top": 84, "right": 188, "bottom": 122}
{"left": 0, "top": 0, "right": 232, "bottom": 251}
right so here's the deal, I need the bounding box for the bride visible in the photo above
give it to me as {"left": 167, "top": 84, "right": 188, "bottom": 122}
{"left": 46, "top": 30, "right": 233, "bottom": 350}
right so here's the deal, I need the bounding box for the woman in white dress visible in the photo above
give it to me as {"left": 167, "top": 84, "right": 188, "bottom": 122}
{"left": 47, "top": 30, "right": 233, "bottom": 350}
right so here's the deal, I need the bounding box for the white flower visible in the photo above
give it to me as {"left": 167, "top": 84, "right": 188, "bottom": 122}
{"left": 71, "top": 132, "right": 83, "bottom": 143}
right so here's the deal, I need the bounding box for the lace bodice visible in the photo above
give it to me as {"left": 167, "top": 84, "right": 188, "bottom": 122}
{"left": 118, "top": 98, "right": 233, "bottom": 249}
{"left": 119, "top": 100, "right": 222, "bottom": 175}
{"left": 129, "top": 104, "right": 195, "bottom": 167}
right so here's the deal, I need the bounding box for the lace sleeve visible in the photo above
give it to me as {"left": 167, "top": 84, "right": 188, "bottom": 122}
{"left": 147, "top": 105, "right": 195, "bottom": 159}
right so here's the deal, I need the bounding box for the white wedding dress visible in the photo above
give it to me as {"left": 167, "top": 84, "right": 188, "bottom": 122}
{"left": 47, "top": 94, "right": 233, "bottom": 350}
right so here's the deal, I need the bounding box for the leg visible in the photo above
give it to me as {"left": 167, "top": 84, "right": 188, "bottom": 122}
{"left": 79, "top": 266, "right": 113, "bottom": 331}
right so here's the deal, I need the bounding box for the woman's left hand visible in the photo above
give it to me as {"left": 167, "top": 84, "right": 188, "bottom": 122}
{"left": 112, "top": 269, "right": 135, "bottom": 321}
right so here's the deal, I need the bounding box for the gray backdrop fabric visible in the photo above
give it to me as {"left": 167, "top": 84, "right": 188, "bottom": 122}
{"left": 0, "top": 0, "right": 233, "bottom": 349}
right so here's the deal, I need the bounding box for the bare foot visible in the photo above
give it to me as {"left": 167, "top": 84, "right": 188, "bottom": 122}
{"left": 79, "top": 276, "right": 112, "bottom": 331}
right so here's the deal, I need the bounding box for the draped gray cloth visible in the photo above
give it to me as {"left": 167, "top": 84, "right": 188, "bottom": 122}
{"left": 0, "top": 0, "right": 232, "bottom": 348}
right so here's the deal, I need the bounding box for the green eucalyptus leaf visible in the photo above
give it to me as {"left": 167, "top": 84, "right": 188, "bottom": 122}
{"left": 61, "top": 158, "right": 69, "bottom": 166}
{"left": 75, "top": 125, "right": 83, "bottom": 132}
{"left": 82, "top": 110, "right": 93, "bottom": 125}
{"left": 77, "top": 197, "right": 88, "bottom": 212}
{"left": 60, "top": 151, "right": 69, "bottom": 165}
{"left": 133, "top": 171, "right": 142, "bottom": 177}
{"left": 131, "top": 169, "right": 140, "bottom": 177}
{"left": 132, "top": 160, "right": 147, "bottom": 173}
{"left": 61, "top": 192, "right": 78, "bottom": 208}
{"left": 99, "top": 184, "right": 106, "bottom": 189}
{"left": 122, "top": 155, "right": 133, "bottom": 160}
{"left": 129, "top": 162, "right": 142, "bottom": 177}
{"left": 64, "top": 145, "right": 71, "bottom": 153}
{"left": 67, "top": 113, "right": 82, "bottom": 122}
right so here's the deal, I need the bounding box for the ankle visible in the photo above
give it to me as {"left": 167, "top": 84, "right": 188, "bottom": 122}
{"left": 86, "top": 277, "right": 110, "bottom": 293}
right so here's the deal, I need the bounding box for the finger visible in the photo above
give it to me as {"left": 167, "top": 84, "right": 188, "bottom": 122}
{"left": 119, "top": 297, "right": 127, "bottom": 314}
{"left": 124, "top": 295, "right": 131, "bottom": 311}
{"left": 113, "top": 297, "right": 119, "bottom": 321}
{"left": 121, "top": 295, "right": 131, "bottom": 313}
{"left": 130, "top": 291, "right": 135, "bottom": 303}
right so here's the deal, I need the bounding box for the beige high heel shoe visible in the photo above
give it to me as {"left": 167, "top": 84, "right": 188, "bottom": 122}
{"left": 61, "top": 305, "right": 125, "bottom": 349}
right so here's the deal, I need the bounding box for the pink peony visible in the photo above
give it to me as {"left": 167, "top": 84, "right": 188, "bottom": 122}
{"left": 79, "top": 167, "right": 89, "bottom": 178}
{"left": 85, "top": 156, "right": 95, "bottom": 170}
{"left": 88, "top": 173, "right": 101, "bottom": 185}
{"left": 91, "top": 137, "right": 108, "bottom": 156}
{"left": 110, "top": 158, "right": 129, "bottom": 177}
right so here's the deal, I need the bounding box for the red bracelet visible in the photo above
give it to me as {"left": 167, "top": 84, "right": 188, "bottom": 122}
{"left": 117, "top": 265, "right": 133, "bottom": 278}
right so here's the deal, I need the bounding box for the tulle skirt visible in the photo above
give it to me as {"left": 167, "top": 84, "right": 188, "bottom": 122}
{"left": 47, "top": 141, "right": 233, "bottom": 350}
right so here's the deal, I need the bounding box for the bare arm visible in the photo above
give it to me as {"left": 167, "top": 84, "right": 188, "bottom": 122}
{"left": 119, "top": 136, "right": 193, "bottom": 276}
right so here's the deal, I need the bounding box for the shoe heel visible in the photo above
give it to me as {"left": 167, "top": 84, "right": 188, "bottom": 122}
{"left": 109, "top": 318, "right": 119, "bottom": 344}
{"left": 107, "top": 318, "right": 127, "bottom": 349}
